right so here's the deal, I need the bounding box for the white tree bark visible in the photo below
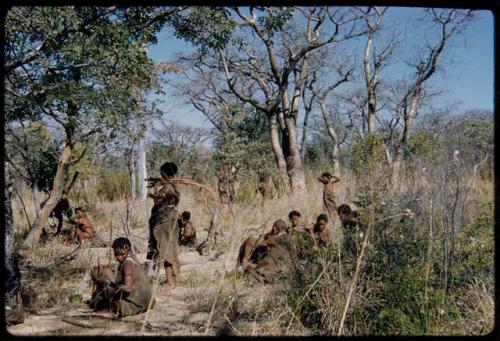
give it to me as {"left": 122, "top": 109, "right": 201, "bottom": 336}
{"left": 137, "top": 134, "right": 148, "bottom": 202}
{"left": 32, "top": 181, "right": 41, "bottom": 219}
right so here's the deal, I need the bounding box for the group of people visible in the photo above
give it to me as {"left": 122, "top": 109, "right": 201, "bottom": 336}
{"left": 86, "top": 161, "right": 206, "bottom": 317}
{"left": 78, "top": 162, "right": 363, "bottom": 317}
{"left": 43, "top": 199, "right": 96, "bottom": 246}
{"left": 233, "top": 171, "right": 369, "bottom": 284}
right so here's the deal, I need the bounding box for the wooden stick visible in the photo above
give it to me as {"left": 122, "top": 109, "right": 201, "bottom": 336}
{"left": 62, "top": 318, "right": 100, "bottom": 328}
{"left": 108, "top": 224, "right": 113, "bottom": 267}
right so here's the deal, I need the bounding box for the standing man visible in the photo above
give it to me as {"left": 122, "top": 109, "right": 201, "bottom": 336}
{"left": 145, "top": 162, "right": 181, "bottom": 289}
{"left": 318, "top": 172, "right": 341, "bottom": 218}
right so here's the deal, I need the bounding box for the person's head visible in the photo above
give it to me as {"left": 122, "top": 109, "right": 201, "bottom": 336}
{"left": 181, "top": 211, "right": 191, "bottom": 222}
{"left": 288, "top": 210, "right": 301, "bottom": 227}
{"left": 318, "top": 172, "right": 333, "bottom": 185}
{"left": 160, "top": 162, "right": 178, "bottom": 179}
{"left": 270, "top": 219, "right": 287, "bottom": 235}
{"left": 112, "top": 237, "right": 131, "bottom": 263}
{"left": 316, "top": 214, "right": 329, "bottom": 231}
{"left": 74, "top": 207, "right": 85, "bottom": 219}
{"left": 337, "top": 204, "right": 352, "bottom": 221}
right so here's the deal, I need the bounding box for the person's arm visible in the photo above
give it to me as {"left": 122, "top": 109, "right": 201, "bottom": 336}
{"left": 115, "top": 261, "right": 134, "bottom": 294}
{"left": 332, "top": 175, "right": 341, "bottom": 183}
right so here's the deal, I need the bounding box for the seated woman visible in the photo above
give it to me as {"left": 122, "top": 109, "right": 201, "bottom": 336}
{"left": 87, "top": 237, "right": 153, "bottom": 317}
{"left": 63, "top": 207, "right": 94, "bottom": 246}
{"left": 236, "top": 219, "right": 288, "bottom": 272}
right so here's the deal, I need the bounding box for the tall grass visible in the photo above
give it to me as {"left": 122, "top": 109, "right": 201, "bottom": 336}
{"left": 10, "top": 167, "right": 493, "bottom": 336}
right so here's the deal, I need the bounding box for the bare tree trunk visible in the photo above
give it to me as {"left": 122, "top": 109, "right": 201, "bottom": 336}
{"left": 284, "top": 115, "right": 307, "bottom": 196}
{"left": 5, "top": 165, "right": 21, "bottom": 308}
{"left": 332, "top": 143, "right": 340, "bottom": 175}
{"left": 390, "top": 156, "right": 402, "bottom": 192}
{"left": 320, "top": 101, "right": 341, "bottom": 175}
{"left": 22, "top": 144, "right": 72, "bottom": 248}
{"left": 268, "top": 114, "right": 290, "bottom": 188}
{"left": 137, "top": 135, "right": 147, "bottom": 202}
{"left": 31, "top": 181, "right": 41, "bottom": 219}
{"left": 364, "top": 29, "right": 376, "bottom": 134}
{"left": 128, "top": 156, "right": 136, "bottom": 202}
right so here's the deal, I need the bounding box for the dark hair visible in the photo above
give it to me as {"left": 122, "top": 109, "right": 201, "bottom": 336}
{"left": 317, "top": 213, "right": 328, "bottom": 222}
{"left": 337, "top": 204, "right": 352, "bottom": 216}
{"left": 74, "top": 206, "right": 85, "bottom": 213}
{"left": 181, "top": 211, "right": 191, "bottom": 220}
{"left": 112, "top": 237, "right": 131, "bottom": 250}
{"left": 288, "top": 210, "right": 301, "bottom": 220}
{"left": 321, "top": 172, "right": 333, "bottom": 179}
{"left": 160, "top": 162, "right": 178, "bottom": 178}
{"left": 273, "top": 219, "right": 287, "bottom": 231}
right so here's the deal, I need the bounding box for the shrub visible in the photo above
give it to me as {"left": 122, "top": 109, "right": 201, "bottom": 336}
{"left": 96, "top": 169, "right": 130, "bottom": 201}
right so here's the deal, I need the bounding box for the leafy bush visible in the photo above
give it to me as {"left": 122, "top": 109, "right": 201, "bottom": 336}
{"left": 96, "top": 169, "right": 130, "bottom": 201}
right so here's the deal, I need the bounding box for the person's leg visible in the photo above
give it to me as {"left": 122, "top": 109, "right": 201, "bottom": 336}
{"left": 145, "top": 225, "right": 159, "bottom": 276}
{"left": 55, "top": 212, "right": 63, "bottom": 235}
{"left": 164, "top": 261, "right": 176, "bottom": 289}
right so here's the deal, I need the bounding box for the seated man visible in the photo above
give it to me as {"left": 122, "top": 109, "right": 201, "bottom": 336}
{"left": 63, "top": 207, "right": 94, "bottom": 246}
{"left": 178, "top": 211, "right": 206, "bottom": 255}
{"left": 236, "top": 219, "right": 288, "bottom": 271}
{"left": 245, "top": 232, "right": 297, "bottom": 285}
{"left": 338, "top": 204, "right": 366, "bottom": 258}
{"left": 178, "top": 211, "right": 196, "bottom": 246}
{"left": 309, "top": 213, "right": 334, "bottom": 248}
{"left": 288, "top": 210, "right": 307, "bottom": 233}
{"left": 88, "top": 237, "right": 153, "bottom": 317}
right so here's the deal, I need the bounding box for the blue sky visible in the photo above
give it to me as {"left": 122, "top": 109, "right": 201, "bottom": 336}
{"left": 146, "top": 7, "right": 494, "bottom": 129}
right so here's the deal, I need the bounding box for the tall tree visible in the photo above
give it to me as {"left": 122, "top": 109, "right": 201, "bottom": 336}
{"left": 173, "top": 7, "right": 367, "bottom": 196}
{"left": 5, "top": 7, "right": 170, "bottom": 248}
{"left": 386, "top": 9, "right": 475, "bottom": 190}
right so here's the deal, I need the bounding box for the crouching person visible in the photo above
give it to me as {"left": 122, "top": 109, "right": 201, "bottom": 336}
{"left": 88, "top": 237, "right": 153, "bottom": 317}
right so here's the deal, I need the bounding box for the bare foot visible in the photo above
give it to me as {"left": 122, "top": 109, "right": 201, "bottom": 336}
{"left": 94, "top": 310, "right": 113, "bottom": 318}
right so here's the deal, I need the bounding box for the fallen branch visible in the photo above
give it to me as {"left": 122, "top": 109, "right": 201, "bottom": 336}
{"left": 62, "top": 318, "right": 102, "bottom": 329}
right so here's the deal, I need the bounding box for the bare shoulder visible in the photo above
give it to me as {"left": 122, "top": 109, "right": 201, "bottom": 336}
{"left": 122, "top": 259, "right": 136, "bottom": 275}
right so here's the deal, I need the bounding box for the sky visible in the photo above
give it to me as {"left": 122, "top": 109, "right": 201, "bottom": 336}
{"left": 146, "top": 7, "right": 494, "bottom": 130}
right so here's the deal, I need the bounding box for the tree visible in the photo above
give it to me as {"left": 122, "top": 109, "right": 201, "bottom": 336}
{"left": 382, "top": 9, "right": 475, "bottom": 190}
{"left": 173, "top": 7, "right": 367, "bottom": 196}
{"left": 5, "top": 122, "right": 59, "bottom": 219}
{"left": 4, "top": 164, "right": 21, "bottom": 309}
{"left": 5, "top": 7, "right": 170, "bottom": 248}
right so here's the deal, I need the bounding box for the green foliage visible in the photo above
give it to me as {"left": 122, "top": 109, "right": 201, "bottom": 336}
{"left": 66, "top": 144, "right": 98, "bottom": 183}
{"left": 213, "top": 108, "right": 276, "bottom": 201}
{"left": 351, "top": 133, "right": 388, "bottom": 175}
{"left": 169, "top": 7, "right": 236, "bottom": 54}
{"left": 351, "top": 134, "right": 390, "bottom": 208}
{"left": 96, "top": 169, "right": 130, "bottom": 201}
{"left": 5, "top": 7, "right": 160, "bottom": 136}
{"left": 68, "top": 292, "right": 83, "bottom": 304}
{"left": 452, "top": 202, "right": 494, "bottom": 285}
{"left": 255, "top": 7, "right": 295, "bottom": 38}
{"left": 407, "top": 130, "right": 440, "bottom": 161}
{"left": 6, "top": 122, "right": 59, "bottom": 192}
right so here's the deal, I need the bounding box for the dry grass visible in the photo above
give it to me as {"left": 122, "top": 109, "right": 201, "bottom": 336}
{"left": 9, "top": 168, "right": 494, "bottom": 336}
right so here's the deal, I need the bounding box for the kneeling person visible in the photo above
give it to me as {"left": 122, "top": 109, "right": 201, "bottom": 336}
{"left": 63, "top": 207, "right": 94, "bottom": 245}
{"left": 237, "top": 219, "right": 288, "bottom": 273}
{"left": 310, "top": 214, "right": 334, "bottom": 248}
{"left": 178, "top": 211, "right": 206, "bottom": 254}
{"left": 88, "top": 237, "right": 152, "bottom": 317}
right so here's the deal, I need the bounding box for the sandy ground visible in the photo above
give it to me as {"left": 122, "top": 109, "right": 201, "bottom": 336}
{"left": 7, "top": 225, "right": 268, "bottom": 336}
